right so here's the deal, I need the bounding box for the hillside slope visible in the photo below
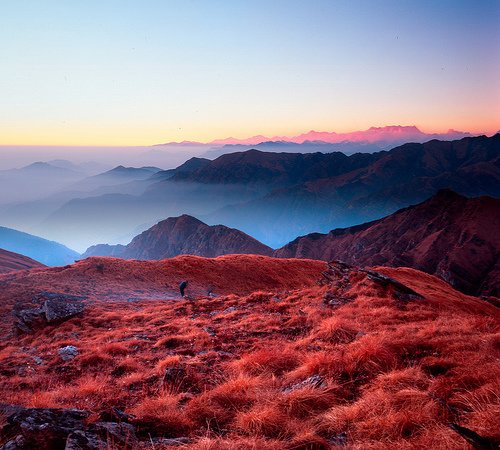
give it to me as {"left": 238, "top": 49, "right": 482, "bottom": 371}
{"left": 0, "top": 255, "right": 324, "bottom": 327}
{"left": 0, "top": 226, "right": 80, "bottom": 266}
{"left": 0, "top": 248, "right": 45, "bottom": 273}
{"left": 275, "top": 190, "right": 500, "bottom": 296}
{"left": 0, "top": 258, "right": 497, "bottom": 449}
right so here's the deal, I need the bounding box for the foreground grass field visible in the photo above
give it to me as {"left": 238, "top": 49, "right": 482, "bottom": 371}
{"left": 0, "top": 256, "right": 498, "bottom": 449}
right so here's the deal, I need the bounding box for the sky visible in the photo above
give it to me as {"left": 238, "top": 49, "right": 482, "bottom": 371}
{"left": 0, "top": 0, "right": 499, "bottom": 146}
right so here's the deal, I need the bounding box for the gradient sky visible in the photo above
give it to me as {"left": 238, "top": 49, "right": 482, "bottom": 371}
{"left": 1, "top": 0, "right": 499, "bottom": 145}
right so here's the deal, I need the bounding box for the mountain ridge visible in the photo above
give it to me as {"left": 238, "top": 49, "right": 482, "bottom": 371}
{"left": 82, "top": 214, "right": 273, "bottom": 259}
{"left": 157, "top": 125, "right": 475, "bottom": 146}
{"left": 275, "top": 189, "right": 500, "bottom": 296}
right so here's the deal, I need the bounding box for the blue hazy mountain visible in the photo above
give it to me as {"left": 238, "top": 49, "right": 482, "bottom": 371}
{"left": 0, "top": 226, "right": 80, "bottom": 266}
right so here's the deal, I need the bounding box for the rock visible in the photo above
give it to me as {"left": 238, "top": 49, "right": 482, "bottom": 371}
{"left": 0, "top": 435, "right": 27, "bottom": 450}
{"left": 323, "top": 291, "right": 352, "bottom": 307}
{"left": 98, "top": 407, "right": 135, "bottom": 424}
{"left": 283, "top": 375, "right": 327, "bottom": 393}
{"left": 65, "top": 422, "right": 138, "bottom": 450}
{"left": 329, "top": 432, "right": 347, "bottom": 447}
{"left": 13, "top": 295, "right": 85, "bottom": 334}
{"left": 149, "top": 437, "right": 191, "bottom": 446}
{"left": 43, "top": 299, "right": 85, "bottom": 323}
{"left": 318, "top": 261, "right": 424, "bottom": 304}
{"left": 0, "top": 405, "right": 89, "bottom": 450}
{"left": 33, "top": 292, "right": 87, "bottom": 303}
{"left": 65, "top": 430, "right": 106, "bottom": 450}
{"left": 319, "top": 261, "right": 353, "bottom": 285}
{"left": 203, "top": 326, "right": 216, "bottom": 337}
{"left": 32, "top": 356, "right": 43, "bottom": 365}
{"left": 362, "top": 269, "right": 425, "bottom": 301}
{"left": 59, "top": 346, "right": 79, "bottom": 361}
{"left": 13, "top": 308, "right": 45, "bottom": 333}
{"left": 0, "top": 405, "right": 138, "bottom": 450}
{"left": 87, "top": 422, "right": 138, "bottom": 449}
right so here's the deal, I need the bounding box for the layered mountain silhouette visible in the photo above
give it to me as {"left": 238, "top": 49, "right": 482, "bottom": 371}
{"left": 68, "top": 165, "right": 161, "bottom": 192}
{"left": 82, "top": 215, "right": 273, "bottom": 259}
{"left": 149, "top": 157, "right": 210, "bottom": 182}
{"left": 201, "top": 141, "right": 384, "bottom": 159}
{"left": 0, "top": 248, "right": 45, "bottom": 274}
{"left": 169, "top": 149, "right": 378, "bottom": 186}
{"left": 161, "top": 125, "right": 472, "bottom": 147}
{"left": 0, "top": 226, "right": 80, "bottom": 266}
{"left": 207, "top": 134, "right": 500, "bottom": 246}
{"left": 7, "top": 134, "right": 500, "bottom": 251}
{"left": 276, "top": 190, "right": 500, "bottom": 296}
{"left": 0, "top": 161, "right": 85, "bottom": 205}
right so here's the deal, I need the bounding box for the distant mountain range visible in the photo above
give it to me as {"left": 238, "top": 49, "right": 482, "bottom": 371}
{"left": 202, "top": 134, "right": 500, "bottom": 246}
{"left": 1, "top": 133, "right": 498, "bottom": 252}
{"left": 275, "top": 190, "right": 500, "bottom": 297}
{"left": 83, "top": 214, "right": 272, "bottom": 259}
{"left": 159, "top": 125, "right": 473, "bottom": 147}
{"left": 0, "top": 248, "right": 45, "bottom": 274}
{"left": 0, "top": 226, "right": 80, "bottom": 266}
{"left": 201, "top": 141, "right": 385, "bottom": 159}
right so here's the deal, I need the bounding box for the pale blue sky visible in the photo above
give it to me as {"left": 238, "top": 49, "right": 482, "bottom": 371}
{"left": 0, "top": 0, "right": 498, "bottom": 144}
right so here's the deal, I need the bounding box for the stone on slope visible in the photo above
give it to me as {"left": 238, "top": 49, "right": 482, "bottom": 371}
{"left": 43, "top": 299, "right": 85, "bottom": 323}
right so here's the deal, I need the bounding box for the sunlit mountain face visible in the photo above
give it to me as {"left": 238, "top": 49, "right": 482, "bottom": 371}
{"left": 0, "top": 1, "right": 499, "bottom": 449}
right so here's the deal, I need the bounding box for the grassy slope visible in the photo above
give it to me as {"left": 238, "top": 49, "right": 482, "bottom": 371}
{"left": 0, "top": 256, "right": 498, "bottom": 449}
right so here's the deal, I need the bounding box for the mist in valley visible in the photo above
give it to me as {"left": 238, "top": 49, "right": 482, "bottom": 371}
{"left": 1, "top": 134, "right": 498, "bottom": 257}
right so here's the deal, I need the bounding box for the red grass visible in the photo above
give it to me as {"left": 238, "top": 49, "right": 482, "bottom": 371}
{"left": 0, "top": 256, "right": 498, "bottom": 448}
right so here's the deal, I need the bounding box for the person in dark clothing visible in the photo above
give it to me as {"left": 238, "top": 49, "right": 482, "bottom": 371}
{"left": 179, "top": 280, "right": 188, "bottom": 297}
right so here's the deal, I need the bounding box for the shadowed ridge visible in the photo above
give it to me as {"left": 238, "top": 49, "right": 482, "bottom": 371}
{"left": 0, "top": 248, "right": 46, "bottom": 273}
{"left": 83, "top": 215, "right": 273, "bottom": 259}
{"left": 275, "top": 190, "right": 500, "bottom": 296}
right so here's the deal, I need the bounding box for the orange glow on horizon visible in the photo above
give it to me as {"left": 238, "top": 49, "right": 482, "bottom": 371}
{"left": 0, "top": 121, "right": 498, "bottom": 147}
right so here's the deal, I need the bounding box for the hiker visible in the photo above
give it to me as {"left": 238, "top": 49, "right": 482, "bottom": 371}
{"left": 179, "top": 280, "right": 188, "bottom": 297}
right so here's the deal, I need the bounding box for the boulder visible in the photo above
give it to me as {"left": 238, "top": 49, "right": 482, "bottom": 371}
{"left": 13, "top": 296, "right": 85, "bottom": 334}
{"left": 319, "top": 261, "right": 424, "bottom": 303}
{"left": 13, "top": 308, "right": 45, "bottom": 333}
{"left": 59, "top": 346, "right": 79, "bottom": 361}
{"left": 65, "top": 430, "right": 105, "bottom": 450}
{"left": 362, "top": 269, "right": 425, "bottom": 301}
{"left": 88, "top": 422, "right": 138, "bottom": 448}
{"left": 0, "top": 405, "right": 139, "bottom": 450}
{"left": 43, "top": 300, "right": 85, "bottom": 323}
{"left": 0, "top": 405, "right": 89, "bottom": 450}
